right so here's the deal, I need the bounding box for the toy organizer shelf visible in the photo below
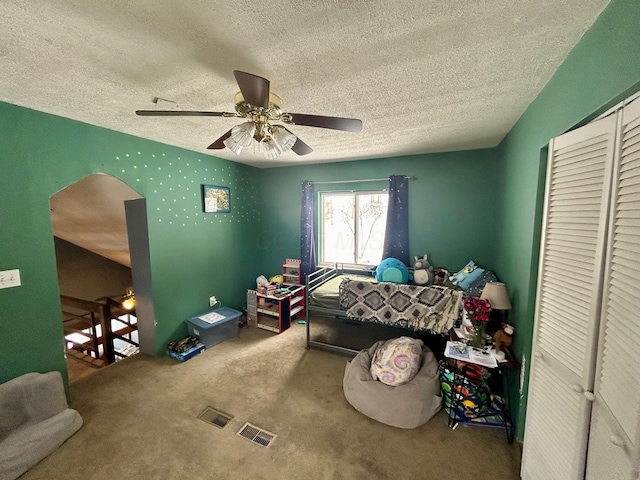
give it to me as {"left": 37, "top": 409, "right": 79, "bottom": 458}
{"left": 282, "top": 258, "right": 302, "bottom": 286}
{"left": 246, "top": 285, "right": 305, "bottom": 334}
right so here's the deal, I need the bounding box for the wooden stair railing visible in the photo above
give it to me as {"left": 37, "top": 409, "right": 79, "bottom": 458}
{"left": 60, "top": 294, "right": 139, "bottom": 367}
{"left": 104, "top": 298, "right": 139, "bottom": 359}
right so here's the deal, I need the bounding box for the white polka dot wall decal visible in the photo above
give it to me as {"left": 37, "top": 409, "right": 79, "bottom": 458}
{"left": 169, "top": 187, "right": 172, "bottom": 191}
{"left": 137, "top": 178, "right": 140, "bottom": 182}
{"left": 169, "top": 221, "right": 172, "bottom": 224}
{"left": 162, "top": 153, "right": 165, "bottom": 156}
{"left": 169, "top": 162, "right": 173, "bottom": 165}
{"left": 158, "top": 167, "right": 162, "bottom": 170}
{"left": 137, "top": 152, "right": 141, "bottom": 155}
{"left": 152, "top": 155, "right": 155, "bottom": 158}
{"left": 116, "top": 156, "right": 120, "bottom": 160}
{"left": 121, "top": 169, "right": 125, "bottom": 173}
{"left": 150, "top": 177, "right": 153, "bottom": 180}
{"left": 159, "top": 182, "right": 163, "bottom": 185}
{"left": 162, "top": 198, "right": 165, "bottom": 202}
{"left": 126, "top": 154, "right": 129, "bottom": 157}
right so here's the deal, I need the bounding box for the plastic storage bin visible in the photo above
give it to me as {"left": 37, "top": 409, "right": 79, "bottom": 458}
{"left": 186, "top": 307, "right": 241, "bottom": 348}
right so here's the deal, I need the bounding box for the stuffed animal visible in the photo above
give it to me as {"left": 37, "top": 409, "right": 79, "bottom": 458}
{"left": 412, "top": 255, "right": 434, "bottom": 286}
{"left": 493, "top": 323, "right": 515, "bottom": 353}
{"left": 375, "top": 258, "right": 409, "bottom": 284}
{"left": 269, "top": 274, "right": 284, "bottom": 287}
{"left": 450, "top": 260, "right": 485, "bottom": 289}
{"left": 433, "top": 268, "right": 449, "bottom": 285}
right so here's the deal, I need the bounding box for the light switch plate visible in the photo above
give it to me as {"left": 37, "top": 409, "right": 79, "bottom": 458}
{"left": 0, "top": 269, "right": 21, "bottom": 289}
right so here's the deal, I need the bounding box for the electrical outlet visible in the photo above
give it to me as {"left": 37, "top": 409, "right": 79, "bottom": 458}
{"left": 209, "top": 296, "right": 217, "bottom": 307}
{"left": 0, "top": 269, "right": 21, "bottom": 289}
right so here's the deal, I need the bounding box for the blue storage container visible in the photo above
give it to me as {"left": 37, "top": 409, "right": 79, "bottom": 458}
{"left": 185, "top": 307, "right": 241, "bottom": 348}
{"left": 166, "top": 343, "right": 206, "bottom": 362}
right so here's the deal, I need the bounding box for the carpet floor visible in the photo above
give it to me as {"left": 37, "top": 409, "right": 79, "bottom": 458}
{"left": 21, "top": 320, "right": 522, "bottom": 480}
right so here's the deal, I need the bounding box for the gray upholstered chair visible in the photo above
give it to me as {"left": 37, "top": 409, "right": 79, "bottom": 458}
{"left": 343, "top": 340, "right": 442, "bottom": 429}
{"left": 0, "top": 371, "right": 83, "bottom": 480}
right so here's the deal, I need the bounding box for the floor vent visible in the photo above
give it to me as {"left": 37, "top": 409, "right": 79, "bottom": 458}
{"left": 197, "top": 407, "right": 233, "bottom": 429}
{"left": 236, "top": 422, "right": 276, "bottom": 448}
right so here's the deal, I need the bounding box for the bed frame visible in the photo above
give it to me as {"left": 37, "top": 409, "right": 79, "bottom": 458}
{"left": 305, "top": 264, "right": 458, "bottom": 355}
{"left": 304, "top": 264, "right": 360, "bottom": 354}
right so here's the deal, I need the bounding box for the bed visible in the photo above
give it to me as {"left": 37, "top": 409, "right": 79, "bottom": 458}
{"left": 305, "top": 265, "right": 463, "bottom": 355}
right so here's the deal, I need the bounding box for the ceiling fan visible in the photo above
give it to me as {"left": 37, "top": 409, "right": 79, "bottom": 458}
{"left": 136, "top": 70, "right": 363, "bottom": 159}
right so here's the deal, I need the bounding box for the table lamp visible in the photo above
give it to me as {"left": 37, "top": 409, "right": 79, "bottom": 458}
{"left": 480, "top": 282, "right": 511, "bottom": 334}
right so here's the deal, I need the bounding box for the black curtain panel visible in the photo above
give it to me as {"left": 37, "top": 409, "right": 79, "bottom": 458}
{"left": 382, "top": 175, "right": 410, "bottom": 266}
{"left": 300, "top": 180, "right": 317, "bottom": 281}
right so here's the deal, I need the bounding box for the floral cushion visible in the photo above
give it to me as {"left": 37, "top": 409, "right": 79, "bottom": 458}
{"left": 370, "top": 337, "right": 424, "bottom": 386}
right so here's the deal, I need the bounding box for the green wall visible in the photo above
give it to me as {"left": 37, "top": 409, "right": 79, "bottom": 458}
{"left": 258, "top": 149, "right": 504, "bottom": 287}
{"left": 0, "top": 102, "right": 261, "bottom": 383}
{"left": 2, "top": 0, "right": 638, "bottom": 444}
{"left": 494, "top": 0, "right": 640, "bottom": 441}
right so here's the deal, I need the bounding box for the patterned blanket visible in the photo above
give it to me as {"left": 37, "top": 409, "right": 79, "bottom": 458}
{"left": 338, "top": 279, "right": 462, "bottom": 334}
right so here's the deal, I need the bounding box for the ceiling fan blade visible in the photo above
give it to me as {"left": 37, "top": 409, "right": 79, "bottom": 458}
{"left": 206, "top": 129, "right": 233, "bottom": 150}
{"left": 136, "top": 110, "right": 233, "bottom": 117}
{"left": 283, "top": 128, "right": 313, "bottom": 155}
{"left": 291, "top": 138, "right": 313, "bottom": 156}
{"left": 233, "top": 70, "right": 270, "bottom": 108}
{"left": 287, "top": 113, "right": 363, "bottom": 132}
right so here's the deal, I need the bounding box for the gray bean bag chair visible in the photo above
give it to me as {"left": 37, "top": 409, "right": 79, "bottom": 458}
{"left": 343, "top": 339, "right": 442, "bottom": 429}
{"left": 0, "top": 371, "right": 83, "bottom": 480}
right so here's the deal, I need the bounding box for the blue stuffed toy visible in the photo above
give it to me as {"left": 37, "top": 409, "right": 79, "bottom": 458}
{"left": 375, "top": 258, "right": 409, "bottom": 284}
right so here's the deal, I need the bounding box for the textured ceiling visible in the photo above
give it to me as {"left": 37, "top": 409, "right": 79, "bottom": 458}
{"left": 50, "top": 174, "right": 142, "bottom": 267}
{"left": 1, "top": 0, "right": 610, "bottom": 168}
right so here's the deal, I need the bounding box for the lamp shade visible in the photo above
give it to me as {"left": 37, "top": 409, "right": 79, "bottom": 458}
{"left": 223, "top": 122, "right": 256, "bottom": 155}
{"left": 480, "top": 282, "right": 512, "bottom": 310}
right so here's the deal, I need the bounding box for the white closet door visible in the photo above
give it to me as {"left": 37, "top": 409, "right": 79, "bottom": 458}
{"left": 586, "top": 98, "right": 640, "bottom": 480}
{"left": 522, "top": 113, "right": 618, "bottom": 480}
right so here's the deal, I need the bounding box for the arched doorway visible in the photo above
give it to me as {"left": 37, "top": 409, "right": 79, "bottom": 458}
{"left": 50, "top": 174, "right": 146, "bottom": 381}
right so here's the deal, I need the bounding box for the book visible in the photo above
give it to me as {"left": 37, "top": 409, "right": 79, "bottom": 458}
{"left": 444, "top": 341, "right": 498, "bottom": 368}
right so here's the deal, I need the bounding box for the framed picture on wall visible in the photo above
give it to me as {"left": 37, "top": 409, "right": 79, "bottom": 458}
{"left": 202, "top": 185, "right": 231, "bottom": 213}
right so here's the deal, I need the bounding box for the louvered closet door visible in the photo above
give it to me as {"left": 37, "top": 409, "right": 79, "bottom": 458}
{"left": 521, "top": 113, "right": 618, "bottom": 480}
{"left": 585, "top": 98, "right": 640, "bottom": 480}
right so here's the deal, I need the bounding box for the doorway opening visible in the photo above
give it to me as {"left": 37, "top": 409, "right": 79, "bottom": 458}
{"left": 50, "top": 174, "right": 144, "bottom": 381}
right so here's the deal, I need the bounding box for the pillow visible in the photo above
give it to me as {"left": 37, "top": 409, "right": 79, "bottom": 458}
{"left": 370, "top": 337, "right": 423, "bottom": 386}
{"left": 466, "top": 270, "right": 499, "bottom": 296}
{"left": 450, "top": 260, "right": 485, "bottom": 290}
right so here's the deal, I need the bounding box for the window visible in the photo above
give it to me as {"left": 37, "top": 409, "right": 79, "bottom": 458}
{"left": 320, "top": 191, "right": 388, "bottom": 266}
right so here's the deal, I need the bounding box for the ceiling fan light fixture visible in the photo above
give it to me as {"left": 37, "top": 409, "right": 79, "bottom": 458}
{"left": 224, "top": 122, "right": 256, "bottom": 155}
{"left": 271, "top": 126, "right": 297, "bottom": 153}
{"left": 262, "top": 139, "right": 283, "bottom": 160}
